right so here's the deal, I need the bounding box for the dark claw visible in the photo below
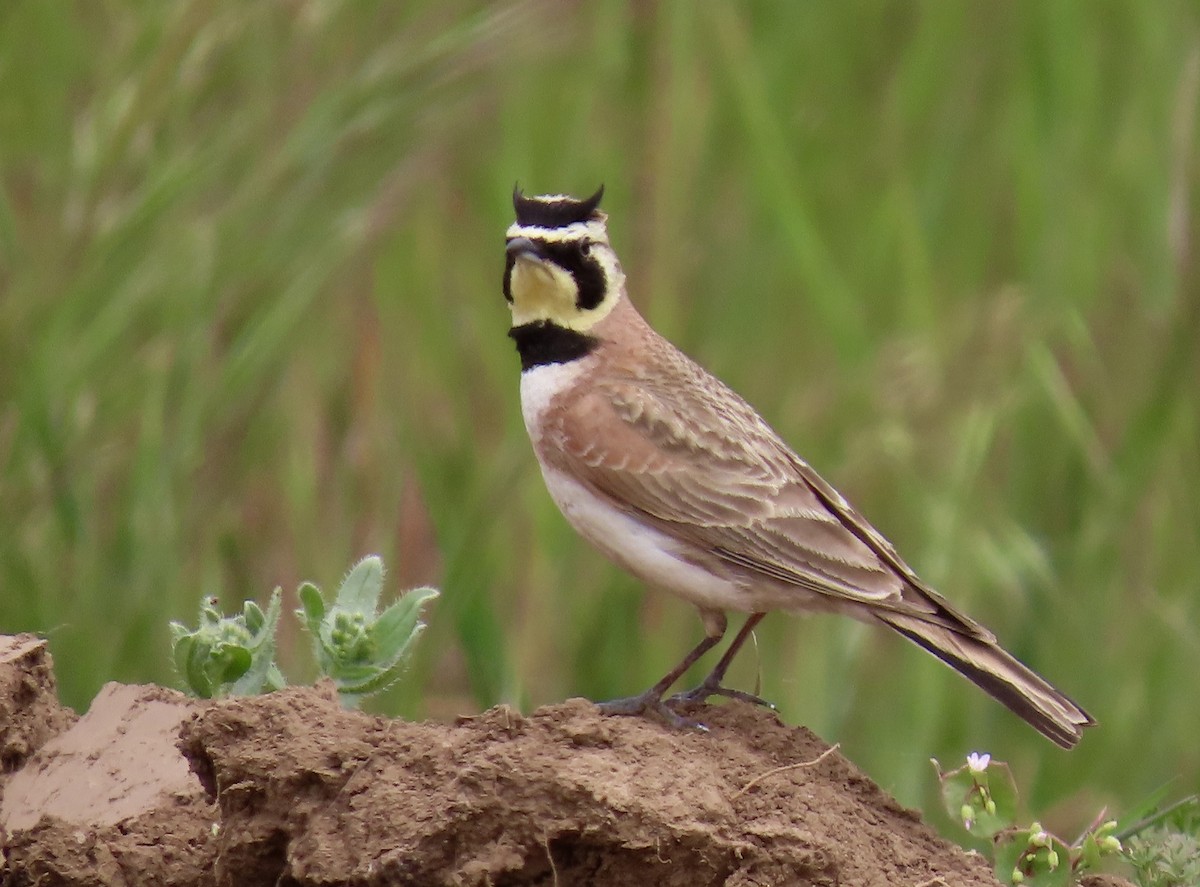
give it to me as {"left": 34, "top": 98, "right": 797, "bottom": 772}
{"left": 667, "top": 677, "right": 777, "bottom": 711}
{"left": 591, "top": 618, "right": 772, "bottom": 731}
{"left": 596, "top": 692, "right": 709, "bottom": 731}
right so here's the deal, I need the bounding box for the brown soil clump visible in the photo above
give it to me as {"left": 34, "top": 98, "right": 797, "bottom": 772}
{"left": 1, "top": 636, "right": 1000, "bottom": 886}
{"left": 1, "top": 680, "right": 217, "bottom": 886}
{"left": 0, "top": 635, "right": 76, "bottom": 783}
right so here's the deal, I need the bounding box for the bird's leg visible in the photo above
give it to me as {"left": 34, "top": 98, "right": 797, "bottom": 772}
{"left": 668, "top": 613, "right": 774, "bottom": 709}
{"left": 595, "top": 613, "right": 727, "bottom": 729}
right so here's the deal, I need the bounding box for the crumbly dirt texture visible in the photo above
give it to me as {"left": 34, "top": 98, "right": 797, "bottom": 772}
{"left": 0, "top": 635, "right": 77, "bottom": 785}
{"left": 1, "top": 634, "right": 1003, "bottom": 886}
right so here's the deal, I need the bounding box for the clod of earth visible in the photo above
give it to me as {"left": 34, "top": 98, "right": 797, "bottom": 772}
{"left": 0, "top": 635, "right": 77, "bottom": 780}
{"left": 0, "top": 634, "right": 1002, "bottom": 886}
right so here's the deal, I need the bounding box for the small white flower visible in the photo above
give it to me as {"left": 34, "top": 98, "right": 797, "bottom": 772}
{"left": 966, "top": 752, "right": 991, "bottom": 774}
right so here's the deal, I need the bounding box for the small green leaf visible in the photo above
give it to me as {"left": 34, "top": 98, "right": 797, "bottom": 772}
{"left": 266, "top": 663, "right": 287, "bottom": 693}
{"left": 372, "top": 587, "right": 438, "bottom": 661}
{"left": 1078, "top": 820, "right": 1122, "bottom": 871}
{"left": 936, "top": 756, "right": 1017, "bottom": 838}
{"left": 337, "top": 649, "right": 422, "bottom": 696}
{"left": 210, "top": 644, "right": 252, "bottom": 687}
{"left": 994, "top": 827, "right": 1072, "bottom": 887}
{"left": 337, "top": 556, "right": 384, "bottom": 614}
{"left": 172, "top": 633, "right": 212, "bottom": 698}
{"left": 297, "top": 582, "right": 326, "bottom": 631}
{"left": 229, "top": 588, "right": 283, "bottom": 696}
{"left": 243, "top": 599, "right": 266, "bottom": 633}
{"left": 170, "top": 626, "right": 195, "bottom": 675}
{"left": 986, "top": 762, "right": 1020, "bottom": 828}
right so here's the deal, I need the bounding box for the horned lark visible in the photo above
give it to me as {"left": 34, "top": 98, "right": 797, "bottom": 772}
{"left": 503, "top": 186, "right": 1094, "bottom": 748}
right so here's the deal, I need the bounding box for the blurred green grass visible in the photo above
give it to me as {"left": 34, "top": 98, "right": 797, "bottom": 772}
{"left": 2, "top": 1, "right": 1198, "bottom": 831}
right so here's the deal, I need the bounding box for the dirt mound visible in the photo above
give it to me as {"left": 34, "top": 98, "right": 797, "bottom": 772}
{"left": 0, "top": 636, "right": 77, "bottom": 783}
{"left": 1, "top": 680, "right": 217, "bottom": 886}
{"left": 1, "top": 635, "right": 1000, "bottom": 886}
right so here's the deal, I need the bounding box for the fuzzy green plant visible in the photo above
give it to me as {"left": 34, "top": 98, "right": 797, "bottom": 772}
{"left": 1121, "top": 797, "right": 1200, "bottom": 887}
{"left": 169, "top": 591, "right": 286, "bottom": 699}
{"left": 170, "top": 555, "right": 437, "bottom": 707}
{"left": 296, "top": 555, "right": 438, "bottom": 708}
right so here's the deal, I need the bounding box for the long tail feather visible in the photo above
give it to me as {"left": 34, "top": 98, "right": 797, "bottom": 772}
{"left": 878, "top": 613, "right": 1095, "bottom": 749}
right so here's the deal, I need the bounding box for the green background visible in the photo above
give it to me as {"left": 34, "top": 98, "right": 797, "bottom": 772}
{"left": 2, "top": 2, "right": 1197, "bottom": 834}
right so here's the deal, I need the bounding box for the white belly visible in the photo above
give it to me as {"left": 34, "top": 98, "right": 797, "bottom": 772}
{"left": 541, "top": 463, "right": 747, "bottom": 613}
{"left": 520, "top": 362, "right": 746, "bottom": 614}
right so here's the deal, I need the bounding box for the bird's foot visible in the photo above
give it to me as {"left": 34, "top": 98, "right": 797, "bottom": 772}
{"left": 596, "top": 690, "right": 709, "bottom": 731}
{"left": 667, "top": 676, "right": 777, "bottom": 711}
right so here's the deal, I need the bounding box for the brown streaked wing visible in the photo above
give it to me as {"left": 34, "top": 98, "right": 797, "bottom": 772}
{"left": 785, "top": 453, "right": 994, "bottom": 639}
{"left": 542, "top": 372, "right": 957, "bottom": 614}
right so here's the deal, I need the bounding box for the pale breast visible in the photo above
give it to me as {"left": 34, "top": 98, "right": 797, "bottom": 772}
{"left": 520, "top": 360, "right": 748, "bottom": 613}
{"left": 537, "top": 461, "right": 748, "bottom": 614}
{"left": 519, "top": 360, "right": 587, "bottom": 443}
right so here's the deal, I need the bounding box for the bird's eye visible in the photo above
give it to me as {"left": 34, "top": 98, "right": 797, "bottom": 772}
{"left": 579, "top": 241, "right": 593, "bottom": 256}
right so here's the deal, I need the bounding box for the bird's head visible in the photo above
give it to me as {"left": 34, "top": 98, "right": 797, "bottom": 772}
{"left": 503, "top": 186, "right": 626, "bottom": 332}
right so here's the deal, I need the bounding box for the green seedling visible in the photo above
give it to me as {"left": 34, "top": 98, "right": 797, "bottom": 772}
{"left": 934, "top": 752, "right": 1128, "bottom": 886}
{"left": 1121, "top": 795, "right": 1200, "bottom": 887}
{"left": 296, "top": 555, "right": 438, "bottom": 708}
{"left": 934, "top": 752, "right": 1019, "bottom": 839}
{"left": 170, "top": 590, "right": 285, "bottom": 698}
{"left": 169, "top": 555, "right": 438, "bottom": 706}
{"left": 994, "top": 821, "right": 1073, "bottom": 887}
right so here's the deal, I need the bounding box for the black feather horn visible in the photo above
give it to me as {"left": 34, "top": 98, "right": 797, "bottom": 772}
{"left": 512, "top": 184, "right": 605, "bottom": 228}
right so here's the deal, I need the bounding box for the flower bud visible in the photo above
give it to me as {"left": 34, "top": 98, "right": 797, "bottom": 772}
{"left": 960, "top": 804, "right": 975, "bottom": 826}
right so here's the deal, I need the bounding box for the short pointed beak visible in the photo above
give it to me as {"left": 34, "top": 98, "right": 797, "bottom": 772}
{"left": 506, "top": 237, "right": 542, "bottom": 260}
